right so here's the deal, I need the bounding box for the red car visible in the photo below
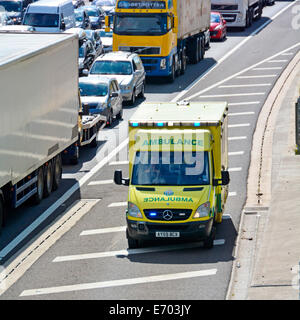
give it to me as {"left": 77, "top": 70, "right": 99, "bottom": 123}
{"left": 210, "top": 11, "right": 227, "bottom": 41}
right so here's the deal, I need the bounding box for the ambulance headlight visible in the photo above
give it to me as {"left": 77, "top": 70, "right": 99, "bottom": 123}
{"left": 193, "top": 202, "right": 210, "bottom": 218}
{"left": 128, "top": 202, "right": 143, "bottom": 218}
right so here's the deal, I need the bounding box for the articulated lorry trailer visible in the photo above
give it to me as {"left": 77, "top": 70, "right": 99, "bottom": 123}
{"left": 114, "top": 101, "right": 230, "bottom": 249}
{"left": 0, "top": 32, "right": 95, "bottom": 231}
{"left": 108, "top": 0, "right": 211, "bottom": 82}
{"left": 211, "top": 0, "right": 263, "bottom": 29}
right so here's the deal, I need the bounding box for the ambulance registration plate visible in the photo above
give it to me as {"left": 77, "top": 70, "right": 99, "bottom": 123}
{"left": 155, "top": 231, "right": 180, "bottom": 238}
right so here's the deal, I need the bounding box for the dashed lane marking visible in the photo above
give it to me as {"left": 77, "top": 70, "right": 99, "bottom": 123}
{"left": 20, "top": 268, "right": 218, "bottom": 297}
{"left": 219, "top": 84, "right": 271, "bottom": 88}
{"left": 80, "top": 226, "right": 126, "bottom": 236}
{"left": 236, "top": 75, "right": 277, "bottom": 79}
{"left": 228, "top": 167, "right": 242, "bottom": 172}
{"left": 88, "top": 180, "right": 113, "bottom": 186}
{"left": 109, "top": 161, "right": 129, "bottom": 166}
{"left": 228, "top": 123, "right": 250, "bottom": 128}
{"left": 199, "top": 93, "right": 265, "bottom": 98}
{"left": 228, "top": 151, "right": 244, "bottom": 156}
{"left": 228, "top": 136, "right": 247, "bottom": 141}
{"left": 52, "top": 240, "right": 226, "bottom": 263}
{"left": 228, "top": 112, "right": 255, "bottom": 116}
{"left": 228, "top": 101, "right": 260, "bottom": 106}
{"left": 108, "top": 202, "right": 127, "bottom": 208}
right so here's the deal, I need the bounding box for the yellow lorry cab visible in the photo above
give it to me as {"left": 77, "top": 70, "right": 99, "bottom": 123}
{"left": 114, "top": 101, "right": 230, "bottom": 249}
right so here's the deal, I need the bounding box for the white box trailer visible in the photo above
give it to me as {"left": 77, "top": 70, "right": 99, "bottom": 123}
{"left": 0, "top": 32, "right": 79, "bottom": 229}
{"left": 211, "top": 0, "right": 263, "bottom": 28}
{"left": 177, "top": 0, "right": 211, "bottom": 40}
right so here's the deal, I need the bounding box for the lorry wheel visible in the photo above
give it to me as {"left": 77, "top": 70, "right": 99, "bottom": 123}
{"left": 180, "top": 49, "right": 187, "bottom": 75}
{"left": 43, "top": 162, "right": 53, "bottom": 198}
{"left": 168, "top": 62, "right": 175, "bottom": 83}
{"left": 0, "top": 198, "right": 4, "bottom": 234}
{"left": 33, "top": 168, "right": 44, "bottom": 205}
{"left": 70, "top": 145, "right": 79, "bottom": 165}
{"left": 90, "top": 136, "right": 98, "bottom": 148}
{"left": 53, "top": 155, "right": 62, "bottom": 191}
{"left": 203, "top": 226, "right": 216, "bottom": 249}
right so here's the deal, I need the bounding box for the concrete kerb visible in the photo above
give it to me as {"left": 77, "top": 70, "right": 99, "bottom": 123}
{"left": 226, "top": 50, "right": 300, "bottom": 300}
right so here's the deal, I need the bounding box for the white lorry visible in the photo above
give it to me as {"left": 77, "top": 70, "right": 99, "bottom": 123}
{"left": 211, "top": 0, "right": 263, "bottom": 29}
{"left": 0, "top": 32, "right": 90, "bottom": 231}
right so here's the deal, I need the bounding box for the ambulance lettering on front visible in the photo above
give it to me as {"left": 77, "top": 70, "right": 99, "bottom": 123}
{"left": 142, "top": 138, "right": 203, "bottom": 146}
{"left": 144, "top": 196, "right": 193, "bottom": 202}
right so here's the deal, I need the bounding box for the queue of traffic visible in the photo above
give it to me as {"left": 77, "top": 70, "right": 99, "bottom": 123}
{"left": 0, "top": 0, "right": 275, "bottom": 248}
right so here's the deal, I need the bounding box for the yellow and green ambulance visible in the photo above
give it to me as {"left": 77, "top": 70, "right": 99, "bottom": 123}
{"left": 114, "top": 101, "right": 230, "bottom": 248}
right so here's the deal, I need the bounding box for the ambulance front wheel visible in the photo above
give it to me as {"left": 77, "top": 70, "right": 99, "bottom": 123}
{"left": 203, "top": 226, "right": 216, "bottom": 249}
{"left": 127, "top": 228, "right": 143, "bottom": 249}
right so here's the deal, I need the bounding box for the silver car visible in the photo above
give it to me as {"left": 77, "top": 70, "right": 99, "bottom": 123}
{"left": 79, "top": 76, "right": 123, "bottom": 127}
{"left": 83, "top": 51, "right": 146, "bottom": 105}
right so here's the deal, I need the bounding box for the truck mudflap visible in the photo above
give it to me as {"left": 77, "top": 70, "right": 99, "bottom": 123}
{"left": 126, "top": 218, "right": 214, "bottom": 242}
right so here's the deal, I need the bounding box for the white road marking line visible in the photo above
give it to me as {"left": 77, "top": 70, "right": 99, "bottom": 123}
{"left": 267, "top": 60, "right": 288, "bottom": 63}
{"left": 236, "top": 75, "right": 277, "bottom": 79}
{"left": 88, "top": 180, "right": 113, "bottom": 186}
{"left": 229, "top": 111, "right": 255, "bottom": 116}
{"left": 0, "top": 138, "right": 129, "bottom": 260}
{"left": 0, "top": 199, "right": 100, "bottom": 296}
{"left": 228, "top": 101, "right": 260, "bottom": 106}
{"left": 171, "top": 1, "right": 298, "bottom": 102}
{"left": 219, "top": 84, "right": 271, "bottom": 88}
{"left": 252, "top": 67, "right": 282, "bottom": 70}
{"left": 108, "top": 202, "right": 127, "bottom": 207}
{"left": 228, "top": 123, "right": 250, "bottom": 128}
{"left": 199, "top": 93, "right": 265, "bottom": 98}
{"left": 80, "top": 226, "right": 126, "bottom": 236}
{"left": 229, "top": 192, "right": 237, "bottom": 197}
{"left": 228, "top": 151, "right": 244, "bottom": 156}
{"left": 53, "top": 240, "right": 226, "bottom": 263}
{"left": 228, "top": 136, "right": 247, "bottom": 141}
{"left": 222, "top": 214, "right": 232, "bottom": 220}
{"left": 109, "top": 160, "right": 129, "bottom": 165}
{"left": 228, "top": 167, "right": 242, "bottom": 172}
{"left": 281, "top": 52, "right": 293, "bottom": 56}
{"left": 20, "top": 268, "right": 218, "bottom": 297}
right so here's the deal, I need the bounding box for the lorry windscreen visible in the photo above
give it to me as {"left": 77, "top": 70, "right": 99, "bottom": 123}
{"left": 23, "top": 13, "right": 59, "bottom": 27}
{"left": 114, "top": 14, "right": 168, "bottom": 35}
{"left": 132, "top": 151, "right": 210, "bottom": 186}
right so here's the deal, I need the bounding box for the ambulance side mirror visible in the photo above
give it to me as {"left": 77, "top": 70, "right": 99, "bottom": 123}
{"left": 114, "top": 170, "right": 129, "bottom": 186}
{"left": 221, "top": 170, "right": 230, "bottom": 185}
{"left": 212, "top": 171, "right": 230, "bottom": 186}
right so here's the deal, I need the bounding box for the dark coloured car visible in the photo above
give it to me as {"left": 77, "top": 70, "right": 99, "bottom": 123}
{"left": 72, "top": 0, "right": 84, "bottom": 9}
{"left": 78, "top": 39, "right": 97, "bottom": 75}
{"left": 80, "top": 5, "right": 105, "bottom": 29}
{"left": 74, "top": 8, "right": 91, "bottom": 29}
{"left": 0, "top": 0, "right": 33, "bottom": 24}
{"left": 84, "top": 29, "right": 103, "bottom": 57}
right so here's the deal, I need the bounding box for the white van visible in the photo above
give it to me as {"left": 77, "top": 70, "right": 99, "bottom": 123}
{"left": 22, "top": 0, "right": 75, "bottom": 32}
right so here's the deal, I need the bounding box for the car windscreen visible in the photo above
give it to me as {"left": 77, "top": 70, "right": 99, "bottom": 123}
{"left": 90, "top": 60, "right": 132, "bottom": 75}
{"left": 85, "top": 8, "right": 99, "bottom": 17}
{"left": 79, "top": 82, "right": 108, "bottom": 96}
{"left": 211, "top": 14, "right": 221, "bottom": 23}
{"left": 131, "top": 151, "right": 210, "bottom": 186}
{"left": 23, "top": 13, "right": 59, "bottom": 27}
{"left": 0, "top": 1, "right": 21, "bottom": 12}
{"left": 95, "top": 0, "right": 115, "bottom": 5}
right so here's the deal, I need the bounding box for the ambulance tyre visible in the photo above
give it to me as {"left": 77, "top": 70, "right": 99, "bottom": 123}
{"left": 203, "top": 226, "right": 216, "bottom": 249}
{"left": 126, "top": 229, "right": 143, "bottom": 249}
